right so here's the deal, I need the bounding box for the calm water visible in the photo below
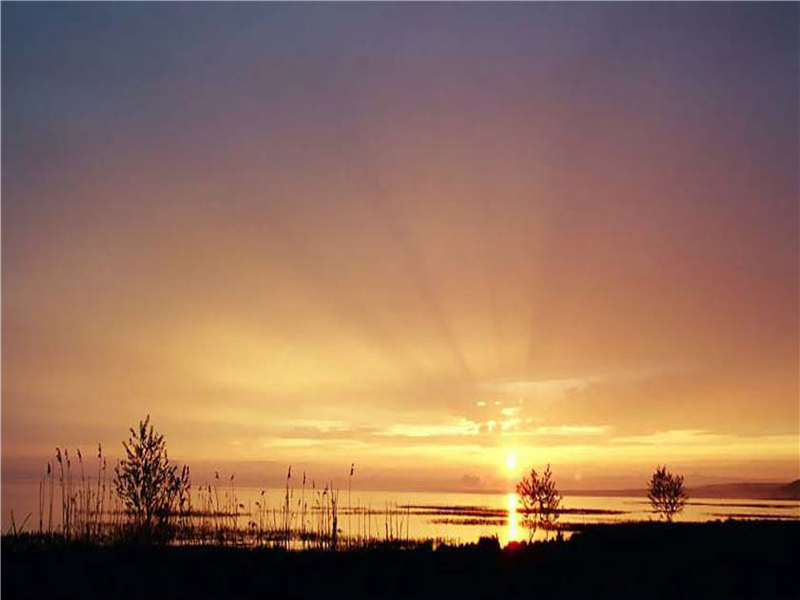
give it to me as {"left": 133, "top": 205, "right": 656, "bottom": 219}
{"left": 3, "top": 482, "right": 798, "bottom": 545}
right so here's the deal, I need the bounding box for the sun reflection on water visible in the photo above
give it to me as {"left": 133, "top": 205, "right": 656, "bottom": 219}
{"left": 507, "top": 493, "right": 519, "bottom": 543}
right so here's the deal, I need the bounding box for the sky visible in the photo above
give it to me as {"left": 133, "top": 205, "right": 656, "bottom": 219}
{"left": 2, "top": 3, "right": 798, "bottom": 492}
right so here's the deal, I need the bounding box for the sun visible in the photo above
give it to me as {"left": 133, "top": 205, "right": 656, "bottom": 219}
{"left": 505, "top": 450, "right": 517, "bottom": 474}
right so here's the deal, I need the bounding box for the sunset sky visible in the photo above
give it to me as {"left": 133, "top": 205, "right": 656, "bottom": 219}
{"left": 2, "top": 3, "right": 798, "bottom": 491}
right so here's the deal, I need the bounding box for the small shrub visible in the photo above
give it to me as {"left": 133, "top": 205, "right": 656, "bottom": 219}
{"left": 647, "top": 465, "right": 688, "bottom": 522}
{"left": 114, "top": 416, "right": 190, "bottom": 541}
{"left": 516, "top": 464, "right": 562, "bottom": 539}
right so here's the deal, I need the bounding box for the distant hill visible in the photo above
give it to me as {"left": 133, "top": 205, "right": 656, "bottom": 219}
{"left": 777, "top": 479, "right": 800, "bottom": 500}
{"left": 564, "top": 480, "right": 800, "bottom": 501}
{"left": 688, "top": 481, "right": 800, "bottom": 500}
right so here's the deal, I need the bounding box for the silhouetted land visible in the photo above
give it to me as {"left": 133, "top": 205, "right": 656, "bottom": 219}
{"left": 563, "top": 479, "right": 800, "bottom": 500}
{"left": 3, "top": 520, "right": 799, "bottom": 599}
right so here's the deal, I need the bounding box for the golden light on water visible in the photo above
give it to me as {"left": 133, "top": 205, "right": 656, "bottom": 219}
{"left": 507, "top": 493, "right": 519, "bottom": 543}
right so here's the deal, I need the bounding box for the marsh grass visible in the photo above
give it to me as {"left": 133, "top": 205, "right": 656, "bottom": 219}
{"left": 21, "top": 446, "right": 426, "bottom": 551}
{"left": 25, "top": 446, "right": 114, "bottom": 540}
{"left": 17, "top": 432, "right": 639, "bottom": 549}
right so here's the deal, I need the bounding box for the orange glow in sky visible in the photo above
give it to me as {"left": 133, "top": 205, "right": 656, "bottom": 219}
{"left": 1, "top": 3, "right": 798, "bottom": 492}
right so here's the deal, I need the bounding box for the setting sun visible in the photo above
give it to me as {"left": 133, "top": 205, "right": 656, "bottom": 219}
{"left": 506, "top": 451, "right": 517, "bottom": 475}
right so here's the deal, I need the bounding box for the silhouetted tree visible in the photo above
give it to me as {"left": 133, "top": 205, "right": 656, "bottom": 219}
{"left": 516, "top": 464, "right": 562, "bottom": 540}
{"left": 114, "top": 416, "right": 190, "bottom": 540}
{"left": 647, "top": 465, "right": 688, "bottom": 522}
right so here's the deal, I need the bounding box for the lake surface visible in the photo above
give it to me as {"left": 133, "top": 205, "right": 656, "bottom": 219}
{"left": 3, "top": 481, "right": 798, "bottom": 545}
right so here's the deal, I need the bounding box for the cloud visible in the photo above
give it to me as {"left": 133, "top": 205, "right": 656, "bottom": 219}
{"left": 374, "top": 420, "right": 480, "bottom": 438}
{"left": 479, "top": 377, "right": 597, "bottom": 401}
{"left": 460, "top": 473, "right": 483, "bottom": 488}
{"left": 524, "top": 425, "right": 609, "bottom": 437}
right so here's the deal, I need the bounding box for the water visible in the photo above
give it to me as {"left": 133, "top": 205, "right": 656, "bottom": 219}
{"left": 3, "top": 481, "right": 798, "bottom": 545}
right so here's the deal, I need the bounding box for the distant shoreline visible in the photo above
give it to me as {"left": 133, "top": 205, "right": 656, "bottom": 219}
{"left": 561, "top": 480, "right": 800, "bottom": 501}
{"left": 5, "top": 477, "right": 799, "bottom": 501}
{"left": 455, "top": 480, "right": 800, "bottom": 501}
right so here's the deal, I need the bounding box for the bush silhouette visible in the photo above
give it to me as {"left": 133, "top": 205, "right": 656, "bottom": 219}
{"left": 114, "top": 416, "right": 190, "bottom": 541}
{"left": 516, "top": 464, "right": 562, "bottom": 540}
{"left": 647, "top": 465, "right": 688, "bottom": 522}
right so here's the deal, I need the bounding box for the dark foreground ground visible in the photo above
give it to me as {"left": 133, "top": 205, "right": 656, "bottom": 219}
{"left": 3, "top": 521, "right": 799, "bottom": 599}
